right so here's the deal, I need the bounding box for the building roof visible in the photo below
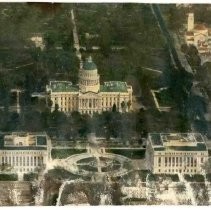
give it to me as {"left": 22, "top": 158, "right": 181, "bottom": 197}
{"left": 0, "top": 132, "right": 48, "bottom": 150}
{"left": 83, "top": 56, "right": 97, "bottom": 71}
{"left": 37, "top": 136, "right": 47, "bottom": 145}
{"left": 187, "top": 38, "right": 194, "bottom": 41}
{"left": 194, "top": 24, "right": 207, "bottom": 31}
{"left": 0, "top": 146, "right": 47, "bottom": 150}
{"left": 100, "top": 81, "right": 128, "bottom": 93}
{"left": 198, "top": 46, "right": 209, "bottom": 50}
{"left": 154, "top": 143, "right": 207, "bottom": 151}
{"left": 149, "top": 133, "right": 208, "bottom": 152}
{"left": 49, "top": 81, "right": 79, "bottom": 92}
{"left": 186, "top": 31, "right": 194, "bottom": 36}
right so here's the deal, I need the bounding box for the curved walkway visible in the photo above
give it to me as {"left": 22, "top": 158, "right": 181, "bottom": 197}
{"left": 51, "top": 152, "right": 132, "bottom": 178}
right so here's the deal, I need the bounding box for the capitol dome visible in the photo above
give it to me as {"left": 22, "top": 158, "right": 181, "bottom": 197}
{"left": 83, "top": 56, "right": 97, "bottom": 71}
{"left": 79, "top": 56, "right": 100, "bottom": 93}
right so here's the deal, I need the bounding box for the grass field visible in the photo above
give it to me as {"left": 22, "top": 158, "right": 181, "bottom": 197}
{"left": 51, "top": 148, "right": 86, "bottom": 159}
{"left": 0, "top": 173, "right": 18, "bottom": 181}
{"left": 106, "top": 149, "right": 145, "bottom": 159}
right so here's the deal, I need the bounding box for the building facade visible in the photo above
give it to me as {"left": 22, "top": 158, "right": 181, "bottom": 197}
{"left": 0, "top": 132, "right": 51, "bottom": 175}
{"left": 146, "top": 133, "right": 208, "bottom": 174}
{"left": 185, "top": 13, "right": 211, "bottom": 55}
{"left": 46, "top": 56, "right": 133, "bottom": 115}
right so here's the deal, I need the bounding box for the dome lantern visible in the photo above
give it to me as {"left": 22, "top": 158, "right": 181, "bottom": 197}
{"left": 83, "top": 56, "right": 97, "bottom": 71}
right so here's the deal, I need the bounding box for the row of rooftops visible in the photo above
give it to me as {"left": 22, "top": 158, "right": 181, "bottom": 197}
{"left": 0, "top": 132, "right": 209, "bottom": 152}
{"left": 149, "top": 133, "right": 208, "bottom": 152}
{"left": 47, "top": 81, "right": 129, "bottom": 93}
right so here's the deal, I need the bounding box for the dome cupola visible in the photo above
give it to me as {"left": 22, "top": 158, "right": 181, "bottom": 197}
{"left": 83, "top": 56, "right": 97, "bottom": 71}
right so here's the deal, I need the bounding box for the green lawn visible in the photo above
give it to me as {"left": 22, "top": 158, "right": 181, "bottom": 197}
{"left": 155, "top": 88, "right": 174, "bottom": 107}
{"left": 184, "top": 174, "right": 205, "bottom": 182}
{"left": 106, "top": 149, "right": 145, "bottom": 159}
{"left": 51, "top": 148, "right": 86, "bottom": 159}
{"left": 0, "top": 173, "right": 18, "bottom": 181}
{"left": 149, "top": 173, "right": 179, "bottom": 182}
{"left": 123, "top": 197, "right": 147, "bottom": 205}
{"left": 137, "top": 170, "right": 150, "bottom": 181}
{"left": 46, "top": 167, "right": 81, "bottom": 180}
{"left": 206, "top": 174, "right": 211, "bottom": 182}
{"left": 23, "top": 172, "right": 38, "bottom": 181}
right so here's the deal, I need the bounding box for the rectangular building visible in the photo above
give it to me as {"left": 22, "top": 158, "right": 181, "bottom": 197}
{"left": 0, "top": 132, "right": 51, "bottom": 175}
{"left": 146, "top": 133, "right": 208, "bottom": 174}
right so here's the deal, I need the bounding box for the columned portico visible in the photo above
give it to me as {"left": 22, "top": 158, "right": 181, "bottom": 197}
{"left": 78, "top": 92, "right": 102, "bottom": 115}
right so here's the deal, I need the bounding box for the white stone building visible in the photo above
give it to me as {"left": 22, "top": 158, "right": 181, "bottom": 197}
{"left": 0, "top": 132, "right": 51, "bottom": 175}
{"left": 185, "top": 13, "right": 211, "bottom": 55}
{"left": 46, "top": 56, "right": 133, "bottom": 115}
{"left": 146, "top": 133, "right": 208, "bottom": 174}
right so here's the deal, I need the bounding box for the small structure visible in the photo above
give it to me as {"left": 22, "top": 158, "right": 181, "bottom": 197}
{"left": 146, "top": 133, "right": 208, "bottom": 174}
{"left": 30, "top": 33, "right": 45, "bottom": 50}
{"left": 0, "top": 132, "right": 51, "bottom": 177}
{"left": 185, "top": 13, "right": 211, "bottom": 55}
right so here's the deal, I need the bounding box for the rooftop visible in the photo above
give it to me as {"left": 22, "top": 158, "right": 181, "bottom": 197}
{"left": 100, "top": 81, "right": 128, "bottom": 93}
{"left": 83, "top": 56, "right": 97, "bottom": 71}
{"left": 194, "top": 23, "right": 207, "bottom": 31}
{"left": 0, "top": 132, "right": 48, "bottom": 150}
{"left": 186, "top": 31, "right": 194, "bottom": 36}
{"left": 187, "top": 38, "right": 194, "bottom": 41}
{"left": 149, "top": 133, "right": 208, "bottom": 152}
{"left": 48, "top": 81, "right": 79, "bottom": 92}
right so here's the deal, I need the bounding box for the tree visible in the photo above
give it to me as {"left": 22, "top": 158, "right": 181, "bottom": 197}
{"left": 40, "top": 108, "right": 51, "bottom": 129}
{"left": 187, "top": 45, "right": 201, "bottom": 68}
{"left": 44, "top": 32, "right": 57, "bottom": 49}
{"left": 121, "top": 101, "right": 126, "bottom": 112}
{"left": 136, "top": 108, "right": 148, "bottom": 137}
{"left": 127, "top": 100, "right": 131, "bottom": 110}
{"left": 202, "top": 158, "right": 211, "bottom": 174}
{"left": 176, "top": 113, "right": 190, "bottom": 132}
{"left": 98, "top": 22, "right": 112, "bottom": 57}
{"left": 112, "top": 103, "right": 117, "bottom": 112}
{"left": 181, "top": 44, "right": 188, "bottom": 54}
{"left": 20, "top": 110, "right": 43, "bottom": 131}
{"left": 167, "top": 5, "right": 184, "bottom": 31}
{"left": 54, "top": 103, "right": 59, "bottom": 112}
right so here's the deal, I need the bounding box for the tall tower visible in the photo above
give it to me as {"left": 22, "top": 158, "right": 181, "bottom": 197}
{"left": 79, "top": 56, "right": 100, "bottom": 93}
{"left": 187, "top": 13, "right": 194, "bottom": 31}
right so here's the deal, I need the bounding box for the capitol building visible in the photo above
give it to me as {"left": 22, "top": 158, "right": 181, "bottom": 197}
{"left": 46, "top": 56, "right": 133, "bottom": 115}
